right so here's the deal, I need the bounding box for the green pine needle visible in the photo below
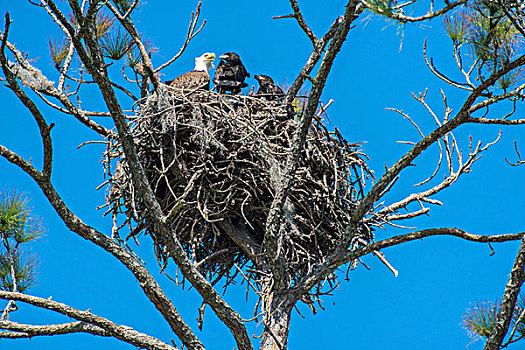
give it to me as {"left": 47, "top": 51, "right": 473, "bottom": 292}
{"left": 367, "top": 0, "right": 395, "bottom": 16}
{"left": 463, "top": 295, "right": 525, "bottom": 345}
{"left": 443, "top": 0, "right": 524, "bottom": 91}
{"left": 0, "top": 191, "right": 44, "bottom": 244}
{"left": 463, "top": 301, "right": 498, "bottom": 339}
{"left": 96, "top": 13, "right": 116, "bottom": 40}
{"left": 0, "top": 251, "right": 38, "bottom": 293}
{"left": 443, "top": 13, "right": 471, "bottom": 44}
{"left": 125, "top": 48, "right": 141, "bottom": 68}
{"left": 49, "top": 38, "right": 70, "bottom": 66}
{"left": 100, "top": 27, "right": 133, "bottom": 60}
{"left": 68, "top": 11, "right": 114, "bottom": 40}
{"left": 0, "top": 190, "right": 42, "bottom": 293}
{"left": 125, "top": 38, "right": 156, "bottom": 68}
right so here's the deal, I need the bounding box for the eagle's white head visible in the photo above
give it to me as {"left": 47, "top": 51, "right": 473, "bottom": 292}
{"left": 194, "top": 52, "right": 216, "bottom": 72}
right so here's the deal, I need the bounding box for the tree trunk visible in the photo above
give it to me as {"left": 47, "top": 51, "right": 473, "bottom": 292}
{"left": 260, "top": 291, "right": 293, "bottom": 350}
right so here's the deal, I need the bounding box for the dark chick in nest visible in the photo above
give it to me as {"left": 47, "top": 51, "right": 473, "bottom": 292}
{"left": 254, "top": 74, "right": 284, "bottom": 101}
{"left": 213, "top": 52, "right": 250, "bottom": 94}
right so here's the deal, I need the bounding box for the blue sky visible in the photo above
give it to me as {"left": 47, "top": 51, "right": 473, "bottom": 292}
{"left": 1, "top": 1, "right": 524, "bottom": 349}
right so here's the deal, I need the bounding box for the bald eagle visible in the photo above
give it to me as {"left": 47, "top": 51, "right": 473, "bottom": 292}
{"left": 213, "top": 52, "right": 250, "bottom": 94}
{"left": 166, "top": 52, "right": 216, "bottom": 91}
{"left": 254, "top": 75, "right": 284, "bottom": 101}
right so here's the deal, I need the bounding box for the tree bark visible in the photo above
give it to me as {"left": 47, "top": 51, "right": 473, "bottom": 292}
{"left": 260, "top": 290, "right": 293, "bottom": 350}
{"left": 484, "top": 236, "right": 525, "bottom": 350}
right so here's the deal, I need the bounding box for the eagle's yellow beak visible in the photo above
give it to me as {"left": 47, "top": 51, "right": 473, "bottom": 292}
{"left": 207, "top": 53, "right": 216, "bottom": 61}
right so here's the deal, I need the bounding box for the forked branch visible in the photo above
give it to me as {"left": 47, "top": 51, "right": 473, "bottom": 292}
{"left": 155, "top": 2, "right": 206, "bottom": 73}
{"left": 105, "top": 1, "right": 161, "bottom": 90}
{"left": 288, "top": 0, "right": 318, "bottom": 45}
{"left": 0, "top": 14, "right": 53, "bottom": 179}
{"left": 355, "top": 52, "right": 525, "bottom": 222}
{"left": 363, "top": 0, "right": 467, "bottom": 22}
{"left": 0, "top": 291, "right": 176, "bottom": 350}
{"left": 294, "top": 228, "right": 525, "bottom": 300}
{"left": 0, "top": 23, "right": 111, "bottom": 137}
{"left": 380, "top": 89, "right": 502, "bottom": 221}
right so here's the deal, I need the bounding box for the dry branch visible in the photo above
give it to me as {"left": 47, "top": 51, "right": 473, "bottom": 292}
{"left": 0, "top": 291, "right": 176, "bottom": 350}
{"left": 0, "top": 320, "right": 109, "bottom": 338}
{"left": 155, "top": 2, "right": 206, "bottom": 73}
{"left": 355, "top": 52, "right": 525, "bottom": 223}
{"left": 294, "top": 228, "right": 525, "bottom": 300}
{"left": 363, "top": 0, "right": 468, "bottom": 22}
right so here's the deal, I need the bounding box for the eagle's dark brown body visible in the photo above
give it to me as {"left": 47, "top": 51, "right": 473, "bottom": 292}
{"left": 166, "top": 70, "right": 210, "bottom": 91}
{"left": 254, "top": 75, "right": 284, "bottom": 101}
{"left": 164, "top": 52, "right": 215, "bottom": 92}
{"left": 213, "top": 52, "right": 250, "bottom": 94}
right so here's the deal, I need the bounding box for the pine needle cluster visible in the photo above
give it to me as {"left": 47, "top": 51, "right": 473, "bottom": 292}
{"left": 0, "top": 191, "right": 42, "bottom": 293}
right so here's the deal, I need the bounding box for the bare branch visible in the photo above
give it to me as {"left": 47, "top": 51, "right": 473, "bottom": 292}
{"left": 288, "top": 0, "right": 318, "bottom": 45}
{"left": 469, "top": 81, "right": 525, "bottom": 113}
{"left": 385, "top": 207, "right": 430, "bottom": 220}
{"left": 58, "top": 41, "right": 75, "bottom": 92}
{"left": 40, "top": 0, "right": 70, "bottom": 35}
{"left": 380, "top": 131, "right": 501, "bottom": 215}
{"left": 0, "top": 292, "right": 176, "bottom": 350}
{"left": 363, "top": 0, "right": 467, "bottom": 22}
{"left": 0, "top": 13, "right": 53, "bottom": 179}
{"left": 424, "top": 40, "right": 476, "bottom": 92}
{"left": 506, "top": 141, "right": 525, "bottom": 166}
{"left": 355, "top": 52, "right": 525, "bottom": 222}
{"left": 56, "top": 3, "right": 252, "bottom": 348}
{"left": 121, "top": 0, "right": 141, "bottom": 20}
{"left": 3, "top": 2, "right": 523, "bottom": 350}
{"left": 387, "top": 107, "right": 425, "bottom": 137}
{"left": 285, "top": 6, "right": 360, "bottom": 103}
{"left": 453, "top": 45, "right": 477, "bottom": 88}
{"left": 0, "top": 30, "right": 112, "bottom": 137}
{"left": 387, "top": 99, "right": 447, "bottom": 187}
{"left": 294, "top": 228, "right": 525, "bottom": 300}
{"left": 290, "top": 50, "right": 525, "bottom": 308}
{"left": 466, "top": 117, "right": 525, "bottom": 125}
{"left": 0, "top": 320, "right": 109, "bottom": 338}
{"left": 33, "top": 90, "right": 111, "bottom": 118}
{"left": 265, "top": 0, "right": 361, "bottom": 290}
{"left": 155, "top": 2, "right": 206, "bottom": 73}
{"left": 504, "top": 308, "right": 525, "bottom": 347}
{"left": 373, "top": 251, "right": 399, "bottom": 276}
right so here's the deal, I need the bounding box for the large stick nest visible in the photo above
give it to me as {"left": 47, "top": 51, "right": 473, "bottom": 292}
{"left": 103, "top": 87, "right": 373, "bottom": 285}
